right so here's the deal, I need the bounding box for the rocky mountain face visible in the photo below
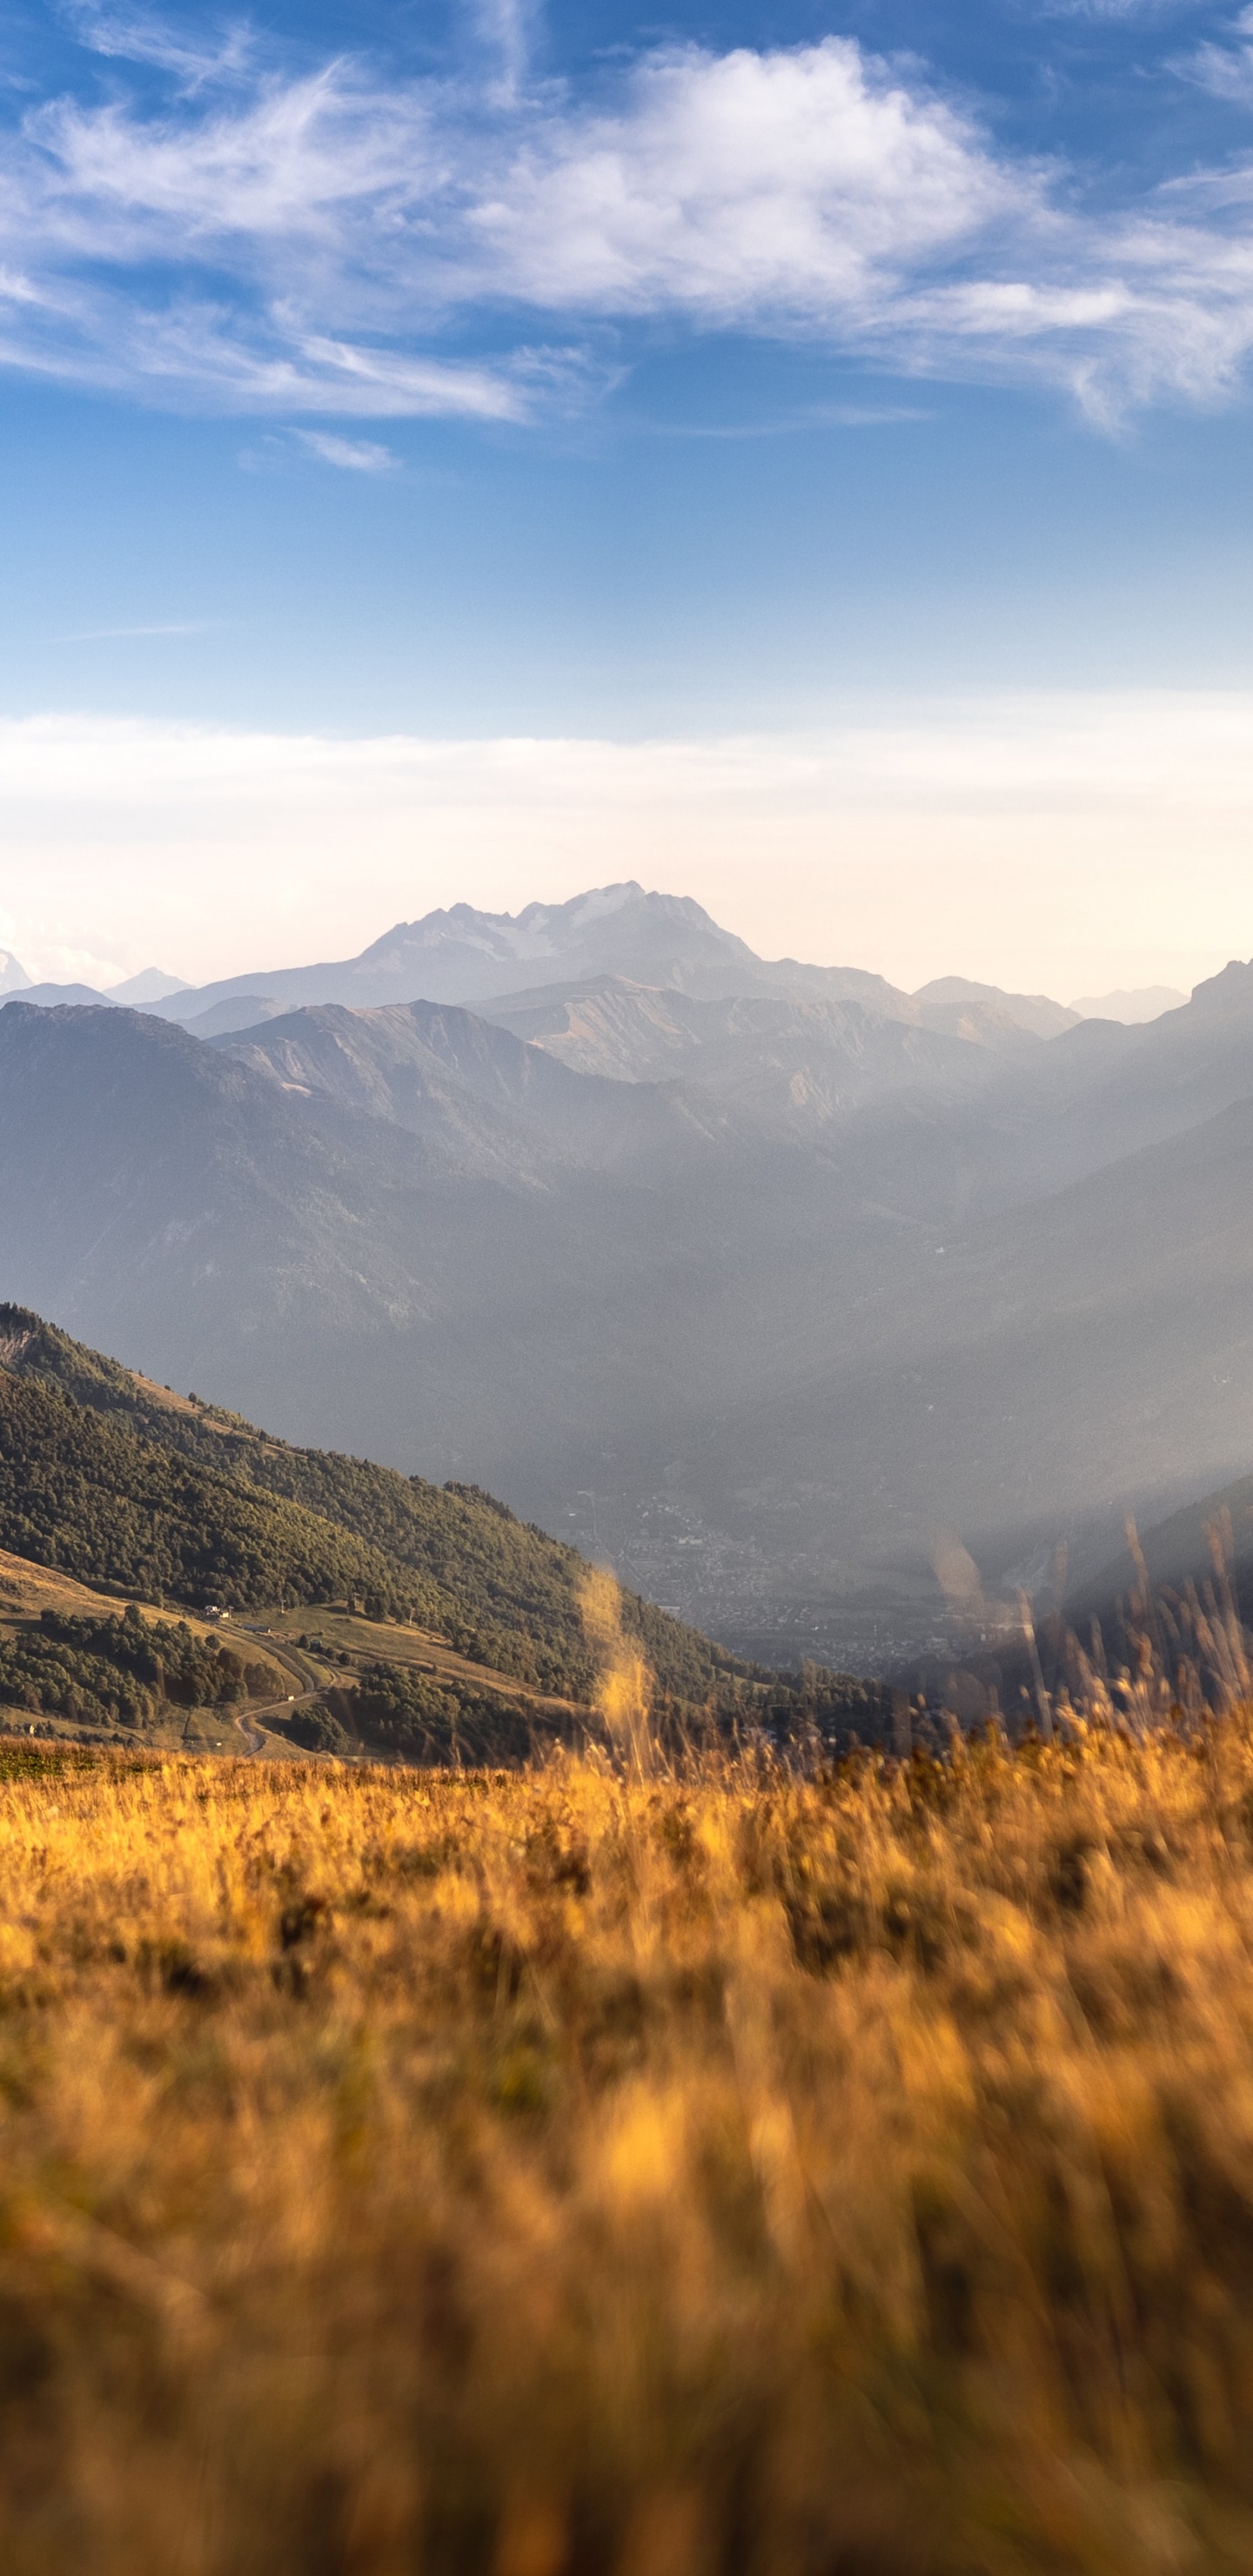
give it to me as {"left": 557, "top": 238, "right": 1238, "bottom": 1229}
{"left": 144, "top": 883, "right": 805, "bottom": 1021}
{"left": 0, "top": 899, "right": 1246, "bottom": 1671}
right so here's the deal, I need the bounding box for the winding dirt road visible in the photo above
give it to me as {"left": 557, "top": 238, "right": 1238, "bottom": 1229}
{"left": 231, "top": 1632, "right": 323, "bottom": 1756}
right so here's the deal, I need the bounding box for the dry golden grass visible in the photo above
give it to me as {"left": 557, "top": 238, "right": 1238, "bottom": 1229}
{"left": 4, "top": 1724, "right": 1253, "bottom": 2572}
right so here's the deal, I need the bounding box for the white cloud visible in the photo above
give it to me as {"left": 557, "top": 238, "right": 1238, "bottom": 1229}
{"left": 6, "top": 30, "right": 1253, "bottom": 419}
{"left": 472, "top": 0, "right": 539, "bottom": 97}
{"left": 1043, "top": 0, "right": 1193, "bottom": 17}
{"left": 464, "top": 44, "right": 1021, "bottom": 319}
{"left": 1176, "top": 8, "right": 1253, "bottom": 100}
{"left": 30, "top": 67, "right": 426, "bottom": 242}
{"left": 0, "top": 281, "right": 538, "bottom": 418}
{"left": 290, "top": 428, "right": 397, "bottom": 469}
{"left": 61, "top": 5, "right": 253, "bottom": 91}
{"left": 3, "top": 697, "right": 1253, "bottom": 1000}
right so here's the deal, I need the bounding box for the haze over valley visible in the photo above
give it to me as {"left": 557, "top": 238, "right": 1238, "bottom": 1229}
{"left": 2, "top": 881, "right": 1248, "bottom": 1672}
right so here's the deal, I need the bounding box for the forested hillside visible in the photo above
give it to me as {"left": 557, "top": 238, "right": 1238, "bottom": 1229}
{"left": 0, "top": 1305, "right": 747, "bottom": 1706}
{"left": 0, "top": 1367, "right": 412, "bottom": 1615}
{"left": 0, "top": 1605, "right": 277, "bottom": 1734}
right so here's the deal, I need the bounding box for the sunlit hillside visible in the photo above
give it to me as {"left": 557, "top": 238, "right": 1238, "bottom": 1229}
{"left": 3, "top": 1721, "right": 1253, "bottom": 2573}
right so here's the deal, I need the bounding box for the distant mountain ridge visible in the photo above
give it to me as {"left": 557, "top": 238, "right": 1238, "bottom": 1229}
{"left": 6, "top": 886, "right": 1185, "bottom": 1046}
{"left": 10, "top": 982, "right": 116, "bottom": 1010}
{"left": 479, "top": 975, "right": 1065, "bottom": 1097}
{"left": 1069, "top": 984, "right": 1187, "bottom": 1024}
{"left": 107, "top": 968, "right": 189, "bottom": 1005}
{"left": 911, "top": 976, "right": 1080, "bottom": 1043}
{"left": 138, "top": 883, "right": 912, "bottom": 1026}
{"left": 0, "top": 964, "right": 185, "bottom": 1011}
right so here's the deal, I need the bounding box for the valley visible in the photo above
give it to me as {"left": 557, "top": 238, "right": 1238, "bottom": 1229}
{"left": 5, "top": 884, "right": 1253, "bottom": 1668}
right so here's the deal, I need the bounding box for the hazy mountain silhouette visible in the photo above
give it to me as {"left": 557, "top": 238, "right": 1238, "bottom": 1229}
{"left": 9, "top": 981, "right": 113, "bottom": 1008}
{"left": 150, "top": 887, "right": 1100, "bottom": 1052}
{"left": 148, "top": 885, "right": 933, "bottom": 1026}
{"left": 107, "top": 967, "right": 190, "bottom": 1005}
{"left": 909, "top": 976, "right": 1081, "bottom": 1043}
{"left": 10, "top": 970, "right": 189, "bottom": 1009}
{"left": 1070, "top": 984, "right": 1187, "bottom": 1024}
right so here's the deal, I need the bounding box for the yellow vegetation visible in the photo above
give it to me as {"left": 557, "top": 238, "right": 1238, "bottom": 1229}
{"left": 3, "top": 1723, "right": 1253, "bottom": 2570}
{"left": 578, "top": 1566, "right": 654, "bottom": 1769}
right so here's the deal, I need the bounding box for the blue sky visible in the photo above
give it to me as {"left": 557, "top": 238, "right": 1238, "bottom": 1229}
{"left": 3, "top": 0, "right": 1253, "bottom": 989}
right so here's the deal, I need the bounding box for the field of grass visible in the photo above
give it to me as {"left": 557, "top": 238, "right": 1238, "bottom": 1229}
{"left": 3, "top": 1718, "right": 1253, "bottom": 2572}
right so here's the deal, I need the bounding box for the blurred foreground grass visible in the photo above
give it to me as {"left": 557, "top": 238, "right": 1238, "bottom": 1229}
{"left": 3, "top": 1728, "right": 1253, "bottom": 2571}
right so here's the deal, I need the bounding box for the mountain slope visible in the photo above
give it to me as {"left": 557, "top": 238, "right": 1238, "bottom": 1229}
{"left": 0, "top": 1365, "right": 406, "bottom": 1615}
{"left": 481, "top": 978, "right": 1015, "bottom": 1131}
{"left": 674, "top": 1083, "right": 1253, "bottom": 1613}
{"left": 6, "top": 982, "right": 113, "bottom": 1008}
{"left": 0, "top": 1306, "right": 747, "bottom": 1705}
{"left": 216, "top": 996, "right": 729, "bottom": 1171}
{"left": 1073, "top": 1466, "right": 1253, "bottom": 1616}
{"left": 108, "top": 969, "right": 189, "bottom": 1005}
{"left": 840, "top": 956, "right": 1253, "bottom": 1219}
{"left": 910, "top": 976, "right": 1081, "bottom": 1045}
{"left": 0, "top": 995, "right": 586, "bottom": 1345}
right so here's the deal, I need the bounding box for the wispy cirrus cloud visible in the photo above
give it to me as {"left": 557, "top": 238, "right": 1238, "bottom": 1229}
{"left": 1176, "top": 4, "right": 1253, "bottom": 98}
{"left": 239, "top": 426, "right": 397, "bottom": 470}
{"left": 59, "top": 4, "right": 254, "bottom": 90}
{"left": 290, "top": 427, "right": 398, "bottom": 469}
{"left": 6, "top": 25, "right": 1253, "bottom": 425}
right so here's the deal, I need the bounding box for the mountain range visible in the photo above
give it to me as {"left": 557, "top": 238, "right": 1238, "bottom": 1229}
{"left": 0, "top": 960, "right": 189, "bottom": 1007}
{"left": 1, "top": 883, "right": 1249, "bottom": 1670}
{"left": 2, "top": 888, "right": 1178, "bottom": 1036}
